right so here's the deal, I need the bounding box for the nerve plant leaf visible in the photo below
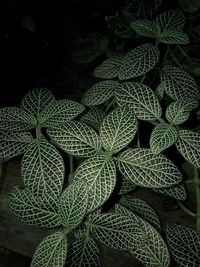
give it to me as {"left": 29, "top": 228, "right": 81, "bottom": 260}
{"left": 80, "top": 106, "right": 106, "bottom": 131}
{"left": 0, "top": 107, "right": 37, "bottom": 131}
{"left": 153, "top": 183, "right": 187, "bottom": 201}
{"left": 130, "top": 20, "right": 159, "bottom": 38}
{"left": 0, "top": 131, "right": 33, "bottom": 159}
{"left": 175, "top": 130, "right": 200, "bottom": 168}
{"left": 119, "top": 176, "right": 137, "bottom": 195}
{"left": 158, "top": 29, "right": 189, "bottom": 44}
{"left": 117, "top": 148, "right": 182, "bottom": 188}
{"left": 47, "top": 121, "right": 101, "bottom": 157}
{"left": 119, "top": 44, "right": 159, "bottom": 80}
{"left": 9, "top": 187, "right": 60, "bottom": 227}
{"left": 150, "top": 123, "right": 178, "bottom": 154}
{"left": 74, "top": 155, "right": 116, "bottom": 213}
{"left": 31, "top": 231, "right": 67, "bottom": 267}
{"left": 100, "top": 106, "right": 138, "bottom": 154}
{"left": 82, "top": 80, "right": 119, "bottom": 106}
{"left": 58, "top": 180, "right": 88, "bottom": 230}
{"left": 21, "top": 139, "right": 64, "bottom": 198}
{"left": 166, "top": 224, "right": 200, "bottom": 267}
{"left": 115, "top": 82, "right": 162, "bottom": 121}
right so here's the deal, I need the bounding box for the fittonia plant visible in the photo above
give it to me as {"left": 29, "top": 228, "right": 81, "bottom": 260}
{"left": 0, "top": 6, "right": 200, "bottom": 267}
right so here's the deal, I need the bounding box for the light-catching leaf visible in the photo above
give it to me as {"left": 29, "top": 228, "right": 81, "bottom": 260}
{"left": 21, "top": 139, "right": 64, "bottom": 197}
{"left": 158, "top": 29, "right": 189, "bottom": 44}
{"left": 100, "top": 106, "right": 137, "bottom": 154}
{"left": 119, "top": 44, "right": 159, "bottom": 80}
{"left": 31, "top": 232, "right": 67, "bottom": 267}
{"left": 150, "top": 123, "right": 178, "bottom": 154}
{"left": 47, "top": 121, "right": 101, "bottom": 157}
{"left": 130, "top": 20, "right": 159, "bottom": 38}
{"left": 175, "top": 130, "right": 200, "bottom": 168}
{"left": 58, "top": 180, "right": 88, "bottom": 230}
{"left": 80, "top": 107, "right": 106, "bottom": 131}
{"left": 153, "top": 183, "right": 187, "bottom": 200}
{"left": 115, "top": 82, "right": 162, "bottom": 121}
{"left": 74, "top": 155, "right": 116, "bottom": 213}
{"left": 117, "top": 148, "right": 182, "bottom": 188}
{"left": 0, "top": 131, "right": 33, "bottom": 159}
{"left": 166, "top": 224, "right": 200, "bottom": 267}
{"left": 9, "top": 187, "right": 60, "bottom": 227}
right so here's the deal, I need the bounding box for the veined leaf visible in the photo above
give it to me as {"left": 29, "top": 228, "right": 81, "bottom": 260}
{"left": 115, "top": 82, "right": 162, "bottom": 121}
{"left": 154, "top": 82, "right": 165, "bottom": 101}
{"left": 161, "top": 65, "right": 199, "bottom": 100}
{"left": 133, "top": 0, "right": 162, "bottom": 19}
{"left": 94, "top": 55, "right": 124, "bottom": 79}
{"left": 100, "top": 106, "right": 138, "bottom": 154}
{"left": 80, "top": 107, "right": 106, "bottom": 131}
{"left": 130, "top": 20, "right": 159, "bottom": 38}
{"left": 39, "top": 100, "right": 85, "bottom": 128}
{"left": 150, "top": 123, "right": 178, "bottom": 154}
{"left": 74, "top": 155, "right": 116, "bottom": 213}
{"left": 71, "top": 46, "right": 102, "bottom": 64}
{"left": 178, "top": 0, "right": 200, "bottom": 13}
{"left": 0, "top": 107, "right": 37, "bottom": 131}
{"left": 119, "top": 176, "right": 137, "bottom": 195}
{"left": 82, "top": 80, "right": 118, "bottom": 106}
{"left": 21, "top": 139, "right": 64, "bottom": 197}
{"left": 119, "top": 44, "right": 159, "bottom": 80}
{"left": 166, "top": 224, "right": 200, "bottom": 267}
{"left": 158, "top": 29, "right": 189, "bottom": 44}
{"left": 31, "top": 232, "right": 67, "bottom": 267}
{"left": 153, "top": 183, "right": 187, "bottom": 200}
{"left": 117, "top": 148, "right": 182, "bottom": 188}
{"left": 58, "top": 180, "right": 88, "bottom": 230}
{"left": 9, "top": 187, "right": 60, "bottom": 227}
{"left": 0, "top": 131, "right": 33, "bottom": 159}
{"left": 175, "top": 130, "right": 200, "bottom": 168}
{"left": 21, "top": 87, "right": 55, "bottom": 118}
{"left": 120, "top": 196, "right": 161, "bottom": 230}
{"left": 47, "top": 121, "right": 101, "bottom": 157}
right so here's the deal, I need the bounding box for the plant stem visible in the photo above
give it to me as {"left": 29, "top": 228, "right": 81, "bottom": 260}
{"left": 194, "top": 166, "right": 200, "bottom": 231}
{"left": 137, "top": 124, "right": 140, "bottom": 147}
{"left": 68, "top": 154, "right": 74, "bottom": 183}
{"left": 179, "top": 201, "right": 196, "bottom": 217}
{"left": 176, "top": 44, "right": 190, "bottom": 61}
{"left": 168, "top": 48, "right": 182, "bottom": 68}
{"left": 105, "top": 98, "right": 115, "bottom": 112}
{"left": 163, "top": 45, "right": 170, "bottom": 64}
{"left": 36, "top": 125, "right": 42, "bottom": 139}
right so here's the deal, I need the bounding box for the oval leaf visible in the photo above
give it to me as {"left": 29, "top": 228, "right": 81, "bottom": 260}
{"left": 153, "top": 183, "right": 187, "bottom": 201}
{"left": 131, "top": 20, "right": 159, "bottom": 38}
{"left": 80, "top": 106, "right": 106, "bottom": 131}
{"left": 158, "top": 29, "right": 189, "bottom": 44}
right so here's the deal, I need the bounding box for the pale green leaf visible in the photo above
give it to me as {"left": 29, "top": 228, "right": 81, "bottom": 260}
{"left": 130, "top": 20, "right": 159, "bottom": 38}
{"left": 153, "top": 183, "right": 187, "bottom": 200}
{"left": 21, "top": 139, "right": 64, "bottom": 197}
{"left": 158, "top": 29, "right": 189, "bottom": 44}
{"left": 47, "top": 121, "right": 102, "bottom": 157}
{"left": 166, "top": 224, "right": 200, "bottom": 267}
{"left": 115, "top": 82, "right": 162, "bottom": 121}
{"left": 31, "top": 232, "right": 67, "bottom": 267}
{"left": 100, "top": 106, "right": 137, "bottom": 154}
{"left": 74, "top": 155, "right": 116, "bottom": 213}
{"left": 117, "top": 148, "right": 182, "bottom": 188}
{"left": 175, "top": 130, "right": 200, "bottom": 168}
{"left": 154, "top": 82, "right": 165, "bottom": 101}
{"left": 119, "top": 44, "right": 159, "bottom": 80}
{"left": 150, "top": 123, "right": 178, "bottom": 154}
{"left": 80, "top": 107, "right": 106, "bottom": 131}
{"left": 119, "top": 176, "right": 137, "bottom": 195}
{"left": 9, "top": 187, "right": 60, "bottom": 227}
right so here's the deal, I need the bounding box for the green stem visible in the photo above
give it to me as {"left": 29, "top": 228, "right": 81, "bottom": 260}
{"left": 176, "top": 44, "right": 190, "bottom": 61}
{"left": 179, "top": 201, "right": 196, "bottom": 217}
{"left": 36, "top": 125, "right": 42, "bottom": 139}
{"left": 194, "top": 167, "right": 200, "bottom": 231}
{"left": 137, "top": 124, "right": 140, "bottom": 147}
{"left": 140, "top": 75, "right": 146, "bottom": 84}
{"left": 168, "top": 48, "right": 182, "bottom": 68}
{"left": 68, "top": 154, "right": 74, "bottom": 183}
{"left": 105, "top": 98, "right": 115, "bottom": 112}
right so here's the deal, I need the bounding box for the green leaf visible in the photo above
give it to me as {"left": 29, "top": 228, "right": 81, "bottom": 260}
{"left": 117, "top": 148, "right": 182, "bottom": 188}
{"left": 130, "top": 20, "right": 159, "bottom": 38}
{"left": 0, "top": 107, "right": 37, "bottom": 131}
{"left": 71, "top": 46, "right": 102, "bottom": 64}
{"left": 9, "top": 187, "right": 60, "bottom": 227}
{"left": 0, "top": 131, "right": 33, "bottom": 159}
{"left": 166, "top": 224, "right": 200, "bottom": 267}
{"left": 154, "top": 82, "right": 165, "bottom": 101}
{"left": 21, "top": 139, "right": 64, "bottom": 197}
{"left": 158, "top": 29, "right": 189, "bottom": 44}
{"left": 47, "top": 121, "right": 102, "bottom": 157}
{"left": 80, "top": 107, "right": 106, "bottom": 131}
{"left": 94, "top": 55, "right": 124, "bottom": 79}
{"left": 66, "top": 236, "right": 101, "bottom": 267}
{"left": 74, "top": 155, "right": 116, "bottom": 213}
{"left": 39, "top": 100, "right": 85, "bottom": 128}
{"left": 82, "top": 81, "right": 118, "bottom": 106}
{"left": 115, "top": 82, "right": 162, "bottom": 121}
{"left": 119, "top": 44, "right": 159, "bottom": 80}
{"left": 31, "top": 232, "right": 67, "bottom": 267}
{"left": 21, "top": 87, "right": 55, "bottom": 119}
{"left": 89, "top": 213, "right": 143, "bottom": 250}
{"left": 120, "top": 196, "right": 161, "bottom": 230}
{"left": 133, "top": 0, "right": 162, "bottom": 19}
{"left": 58, "top": 180, "right": 88, "bottom": 230}
{"left": 153, "top": 183, "right": 187, "bottom": 200}
{"left": 150, "top": 123, "right": 178, "bottom": 154}
{"left": 161, "top": 65, "right": 200, "bottom": 100}
{"left": 100, "top": 106, "right": 138, "bottom": 154}
{"left": 178, "top": 0, "right": 200, "bottom": 13}
{"left": 175, "top": 130, "right": 200, "bottom": 168}
{"left": 119, "top": 176, "right": 137, "bottom": 195}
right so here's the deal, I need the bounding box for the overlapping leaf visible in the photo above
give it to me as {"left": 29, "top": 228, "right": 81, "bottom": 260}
{"left": 80, "top": 107, "right": 106, "bottom": 131}
{"left": 119, "top": 44, "right": 159, "bottom": 80}
{"left": 153, "top": 183, "right": 187, "bottom": 200}
{"left": 74, "top": 155, "right": 116, "bottom": 213}
{"left": 47, "top": 121, "right": 101, "bottom": 157}
{"left": 175, "top": 130, "right": 200, "bottom": 168}
{"left": 158, "top": 29, "right": 189, "bottom": 44}
{"left": 154, "top": 82, "right": 165, "bottom": 101}
{"left": 166, "top": 224, "right": 200, "bottom": 267}
{"left": 133, "top": 0, "right": 162, "bottom": 19}
{"left": 119, "top": 176, "right": 137, "bottom": 195}
{"left": 31, "top": 232, "right": 67, "bottom": 267}
{"left": 100, "top": 106, "right": 137, "bottom": 154}
{"left": 115, "top": 82, "right": 162, "bottom": 121}
{"left": 150, "top": 123, "right": 178, "bottom": 154}
{"left": 71, "top": 46, "right": 102, "bottom": 64}
{"left": 21, "top": 139, "right": 64, "bottom": 197}
{"left": 130, "top": 20, "right": 159, "bottom": 38}
{"left": 117, "top": 148, "right": 182, "bottom": 188}
{"left": 9, "top": 187, "right": 60, "bottom": 227}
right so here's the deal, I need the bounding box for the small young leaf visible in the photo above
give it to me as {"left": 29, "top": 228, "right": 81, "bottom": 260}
{"left": 130, "top": 20, "right": 159, "bottom": 38}
{"left": 31, "top": 232, "right": 67, "bottom": 267}
{"left": 158, "top": 29, "right": 189, "bottom": 44}
{"left": 154, "top": 82, "right": 165, "bottom": 101}
{"left": 71, "top": 46, "right": 102, "bottom": 64}
{"left": 153, "top": 183, "right": 187, "bottom": 201}
{"left": 80, "top": 106, "right": 106, "bottom": 131}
